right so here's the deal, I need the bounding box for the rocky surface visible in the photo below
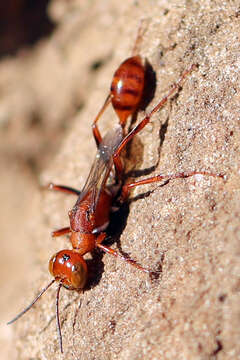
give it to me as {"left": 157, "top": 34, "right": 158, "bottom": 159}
{"left": 1, "top": 1, "right": 239, "bottom": 359}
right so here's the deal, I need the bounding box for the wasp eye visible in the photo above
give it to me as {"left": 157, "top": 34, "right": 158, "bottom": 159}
{"left": 71, "top": 262, "right": 87, "bottom": 289}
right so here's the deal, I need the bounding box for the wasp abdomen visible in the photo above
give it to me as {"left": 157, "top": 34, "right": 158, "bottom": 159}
{"left": 111, "top": 55, "right": 145, "bottom": 126}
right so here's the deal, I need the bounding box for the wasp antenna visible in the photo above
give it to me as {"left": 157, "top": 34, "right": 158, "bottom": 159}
{"left": 7, "top": 279, "right": 56, "bottom": 325}
{"left": 56, "top": 282, "right": 63, "bottom": 353}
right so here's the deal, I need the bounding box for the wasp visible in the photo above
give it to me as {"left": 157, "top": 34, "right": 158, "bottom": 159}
{"left": 8, "top": 25, "right": 223, "bottom": 352}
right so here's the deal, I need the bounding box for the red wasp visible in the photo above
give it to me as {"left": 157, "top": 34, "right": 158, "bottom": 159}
{"left": 7, "top": 28, "right": 223, "bottom": 352}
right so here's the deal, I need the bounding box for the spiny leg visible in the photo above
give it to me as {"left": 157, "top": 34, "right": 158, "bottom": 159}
{"left": 120, "top": 171, "right": 224, "bottom": 201}
{"left": 96, "top": 233, "right": 157, "bottom": 276}
{"left": 111, "top": 65, "right": 197, "bottom": 185}
{"left": 113, "top": 64, "right": 198, "bottom": 161}
{"left": 47, "top": 183, "right": 80, "bottom": 196}
{"left": 92, "top": 94, "right": 113, "bottom": 147}
{"left": 132, "top": 18, "right": 149, "bottom": 56}
{"left": 46, "top": 183, "right": 74, "bottom": 238}
{"left": 112, "top": 153, "right": 125, "bottom": 181}
{"left": 52, "top": 227, "right": 71, "bottom": 238}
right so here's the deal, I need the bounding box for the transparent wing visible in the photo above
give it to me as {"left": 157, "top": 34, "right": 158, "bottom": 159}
{"left": 75, "top": 125, "right": 123, "bottom": 213}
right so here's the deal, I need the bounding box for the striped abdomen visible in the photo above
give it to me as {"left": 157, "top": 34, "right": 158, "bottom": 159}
{"left": 111, "top": 55, "right": 145, "bottom": 127}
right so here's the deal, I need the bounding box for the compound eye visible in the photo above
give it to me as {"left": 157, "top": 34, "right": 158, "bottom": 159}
{"left": 71, "top": 262, "right": 88, "bottom": 289}
{"left": 49, "top": 254, "right": 56, "bottom": 277}
{"left": 48, "top": 250, "right": 87, "bottom": 290}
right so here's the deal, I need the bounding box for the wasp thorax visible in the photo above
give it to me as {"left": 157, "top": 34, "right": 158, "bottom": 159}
{"left": 49, "top": 249, "right": 87, "bottom": 290}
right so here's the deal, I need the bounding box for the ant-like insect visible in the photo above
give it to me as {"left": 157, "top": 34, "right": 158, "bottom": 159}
{"left": 7, "top": 25, "right": 224, "bottom": 353}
